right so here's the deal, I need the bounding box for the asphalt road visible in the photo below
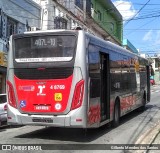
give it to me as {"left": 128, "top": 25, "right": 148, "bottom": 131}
{"left": 1, "top": 85, "right": 160, "bottom": 153}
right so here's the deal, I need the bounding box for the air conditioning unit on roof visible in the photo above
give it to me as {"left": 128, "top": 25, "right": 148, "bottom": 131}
{"left": 31, "top": 27, "right": 39, "bottom": 31}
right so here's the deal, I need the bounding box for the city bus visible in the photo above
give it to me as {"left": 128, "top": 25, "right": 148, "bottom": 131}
{"left": 7, "top": 30, "right": 150, "bottom": 128}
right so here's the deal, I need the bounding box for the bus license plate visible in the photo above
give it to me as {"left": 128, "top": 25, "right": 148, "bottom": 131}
{"left": 34, "top": 105, "right": 51, "bottom": 111}
{"left": 32, "top": 117, "right": 53, "bottom": 123}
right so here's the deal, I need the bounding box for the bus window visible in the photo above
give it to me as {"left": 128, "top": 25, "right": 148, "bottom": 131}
{"left": 88, "top": 44, "right": 100, "bottom": 98}
{"left": 121, "top": 56, "right": 130, "bottom": 91}
{"left": 14, "top": 35, "right": 76, "bottom": 62}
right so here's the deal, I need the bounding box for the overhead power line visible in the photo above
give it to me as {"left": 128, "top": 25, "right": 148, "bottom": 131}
{"left": 133, "top": 3, "right": 160, "bottom": 6}
{"left": 124, "top": 14, "right": 160, "bottom": 21}
{"left": 124, "top": 0, "right": 151, "bottom": 26}
{"left": 125, "top": 29, "right": 160, "bottom": 31}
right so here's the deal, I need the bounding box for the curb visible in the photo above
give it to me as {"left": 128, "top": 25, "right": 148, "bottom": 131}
{"left": 134, "top": 120, "right": 160, "bottom": 153}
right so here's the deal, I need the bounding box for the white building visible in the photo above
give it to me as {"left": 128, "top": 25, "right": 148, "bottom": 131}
{"left": 33, "top": 0, "right": 88, "bottom": 31}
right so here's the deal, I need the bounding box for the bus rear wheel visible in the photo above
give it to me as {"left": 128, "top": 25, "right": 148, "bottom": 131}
{"left": 112, "top": 102, "right": 120, "bottom": 127}
{"left": 138, "top": 94, "right": 146, "bottom": 111}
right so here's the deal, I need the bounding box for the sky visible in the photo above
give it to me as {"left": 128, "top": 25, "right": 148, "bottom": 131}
{"left": 111, "top": 0, "right": 160, "bottom": 56}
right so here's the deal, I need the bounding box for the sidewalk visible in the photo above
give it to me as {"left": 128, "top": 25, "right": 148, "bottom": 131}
{"left": 135, "top": 120, "right": 160, "bottom": 144}
{"left": 154, "top": 81, "right": 160, "bottom": 85}
{"left": 134, "top": 120, "right": 160, "bottom": 153}
{"left": 134, "top": 84, "right": 160, "bottom": 153}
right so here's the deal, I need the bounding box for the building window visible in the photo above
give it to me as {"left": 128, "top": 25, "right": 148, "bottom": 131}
{"left": 91, "top": 3, "right": 93, "bottom": 9}
{"left": 111, "top": 23, "right": 114, "bottom": 32}
{"left": 75, "top": 0, "right": 83, "bottom": 10}
{"left": 109, "top": 22, "right": 114, "bottom": 32}
{"left": 7, "top": 18, "right": 17, "bottom": 38}
{"left": 155, "top": 58, "right": 159, "bottom": 68}
{"left": 54, "top": 17, "right": 67, "bottom": 29}
{"left": 97, "top": 10, "right": 102, "bottom": 21}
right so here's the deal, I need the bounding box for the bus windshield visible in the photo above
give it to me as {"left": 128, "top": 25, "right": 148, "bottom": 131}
{"left": 14, "top": 35, "right": 76, "bottom": 62}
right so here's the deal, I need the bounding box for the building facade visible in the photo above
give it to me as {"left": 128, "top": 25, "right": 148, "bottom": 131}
{"left": 33, "top": 0, "right": 90, "bottom": 31}
{"left": 33, "top": 0, "right": 123, "bottom": 45}
{"left": 123, "top": 39, "right": 139, "bottom": 54}
{"left": 150, "top": 56, "right": 160, "bottom": 84}
{"left": 89, "top": 0, "right": 123, "bottom": 45}
{"left": 140, "top": 54, "right": 160, "bottom": 84}
{"left": 58, "top": 0, "right": 123, "bottom": 45}
{"left": 0, "top": 0, "right": 41, "bottom": 93}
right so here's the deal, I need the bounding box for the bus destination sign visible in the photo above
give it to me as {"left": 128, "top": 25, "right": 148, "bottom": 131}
{"left": 32, "top": 37, "right": 57, "bottom": 48}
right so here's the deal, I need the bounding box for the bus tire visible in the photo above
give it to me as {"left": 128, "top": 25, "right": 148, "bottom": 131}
{"left": 139, "top": 93, "right": 146, "bottom": 111}
{"left": 112, "top": 101, "right": 120, "bottom": 127}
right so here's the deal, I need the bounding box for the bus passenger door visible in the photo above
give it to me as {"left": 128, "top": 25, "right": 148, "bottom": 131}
{"left": 100, "top": 53, "right": 110, "bottom": 121}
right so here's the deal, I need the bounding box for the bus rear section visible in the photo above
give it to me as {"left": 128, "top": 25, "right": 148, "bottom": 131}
{"left": 7, "top": 31, "right": 87, "bottom": 128}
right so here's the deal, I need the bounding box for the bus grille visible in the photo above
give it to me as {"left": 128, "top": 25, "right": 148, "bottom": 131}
{"left": 14, "top": 68, "right": 73, "bottom": 79}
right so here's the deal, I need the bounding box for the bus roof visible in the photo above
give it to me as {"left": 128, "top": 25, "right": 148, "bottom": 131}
{"left": 23, "top": 29, "right": 76, "bottom": 34}
{"left": 85, "top": 31, "right": 148, "bottom": 61}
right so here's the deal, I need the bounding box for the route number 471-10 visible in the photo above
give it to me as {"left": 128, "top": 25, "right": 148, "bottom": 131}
{"left": 34, "top": 38, "right": 56, "bottom": 47}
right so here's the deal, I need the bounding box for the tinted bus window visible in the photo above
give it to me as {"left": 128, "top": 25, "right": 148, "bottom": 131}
{"left": 14, "top": 35, "right": 76, "bottom": 62}
{"left": 88, "top": 44, "right": 100, "bottom": 98}
{"left": 88, "top": 44, "right": 100, "bottom": 77}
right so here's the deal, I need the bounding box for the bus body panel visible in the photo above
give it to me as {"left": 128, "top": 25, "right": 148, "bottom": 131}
{"left": 85, "top": 32, "right": 149, "bottom": 128}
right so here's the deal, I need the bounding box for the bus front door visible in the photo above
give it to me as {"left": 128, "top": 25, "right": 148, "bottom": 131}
{"left": 100, "top": 53, "right": 110, "bottom": 122}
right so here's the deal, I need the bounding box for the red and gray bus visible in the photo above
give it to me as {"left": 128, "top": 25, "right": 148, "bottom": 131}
{"left": 7, "top": 30, "right": 150, "bottom": 128}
